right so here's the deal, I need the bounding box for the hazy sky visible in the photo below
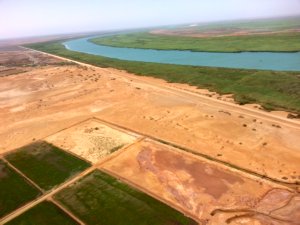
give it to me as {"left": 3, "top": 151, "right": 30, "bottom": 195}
{"left": 1, "top": 0, "right": 300, "bottom": 39}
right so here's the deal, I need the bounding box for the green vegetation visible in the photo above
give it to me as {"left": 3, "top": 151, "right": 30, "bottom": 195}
{"left": 26, "top": 41, "right": 300, "bottom": 113}
{"left": 171, "top": 17, "right": 300, "bottom": 33}
{"left": 54, "top": 170, "right": 197, "bottom": 225}
{"left": 5, "top": 201, "right": 79, "bottom": 225}
{"left": 109, "top": 144, "right": 124, "bottom": 154}
{"left": 0, "top": 160, "right": 41, "bottom": 218}
{"left": 91, "top": 17, "right": 300, "bottom": 52}
{"left": 5, "top": 141, "right": 90, "bottom": 190}
{"left": 90, "top": 32, "right": 300, "bottom": 52}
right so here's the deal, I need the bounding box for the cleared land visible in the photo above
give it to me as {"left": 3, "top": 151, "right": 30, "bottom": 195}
{"left": 0, "top": 49, "right": 299, "bottom": 186}
{"left": 101, "top": 139, "right": 300, "bottom": 224}
{"left": 54, "top": 169, "right": 198, "bottom": 225}
{"left": 0, "top": 159, "right": 41, "bottom": 218}
{"left": 26, "top": 42, "right": 300, "bottom": 113}
{"left": 0, "top": 46, "right": 71, "bottom": 79}
{"left": 0, "top": 40, "right": 299, "bottom": 225}
{"left": 5, "top": 141, "right": 90, "bottom": 190}
{"left": 0, "top": 47, "right": 69, "bottom": 67}
{"left": 90, "top": 32, "right": 300, "bottom": 52}
{"left": 46, "top": 120, "right": 138, "bottom": 163}
{"left": 5, "top": 201, "right": 80, "bottom": 225}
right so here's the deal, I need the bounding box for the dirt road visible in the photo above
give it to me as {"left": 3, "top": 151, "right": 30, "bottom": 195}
{"left": 1, "top": 48, "right": 299, "bottom": 185}
{"left": 22, "top": 47, "right": 300, "bottom": 129}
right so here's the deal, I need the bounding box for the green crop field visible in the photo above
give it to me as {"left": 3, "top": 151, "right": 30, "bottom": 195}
{"left": 5, "top": 141, "right": 90, "bottom": 191}
{"left": 26, "top": 41, "right": 300, "bottom": 114}
{"left": 5, "top": 201, "right": 79, "bottom": 225}
{"left": 90, "top": 32, "right": 300, "bottom": 53}
{"left": 0, "top": 160, "right": 41, "bottom": 218}
{"left": 54, "top": 170, "right": 197, "bottom": 225}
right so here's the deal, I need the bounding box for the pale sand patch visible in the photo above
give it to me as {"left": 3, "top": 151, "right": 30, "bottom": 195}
{"left": 45, "top": 120, "right": 138, "bottom": 163}
{"left": 10, "top": 105, "right": 25, "bottom": 112}
{"left": 0, "top": 51, "right": 299, "bottom": 184}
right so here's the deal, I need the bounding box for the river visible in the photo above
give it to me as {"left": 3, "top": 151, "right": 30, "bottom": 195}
{"left": 64, "top": 37, "right": 300, "bottom": 71}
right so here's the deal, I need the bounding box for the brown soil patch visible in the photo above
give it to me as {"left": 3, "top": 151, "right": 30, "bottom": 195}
{"left": 0, "top": 50, "right": 299, "bottom": 185}
{"left": 101, "top": 140, "right": 299, "bottom": 224}
{"left": 45, "top": 120, "right": 138, "bottom": 163}
{"left": 0, "top": 49, "right": 64, "bottom": 68}
{"left": 138, "top": 147, "right": 244, "bottom": 199}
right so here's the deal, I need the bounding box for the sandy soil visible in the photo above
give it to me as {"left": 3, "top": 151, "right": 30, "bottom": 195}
{"left": 0, "top": 49, "right": 299, "bottom": 186}
{"left": 45, "top": 120, "right": 138, "bottom": 163}
{"left": 101, "top": 139, "right": 299, "bottom": 225}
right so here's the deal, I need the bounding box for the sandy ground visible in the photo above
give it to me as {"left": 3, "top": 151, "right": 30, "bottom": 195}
{"left": 100, "top": 139, "right": 300, "bottom": 225}
{"left": 0, "top": 49, "right": 299, "bottom": 186}
{"left": 45, "top": 120, "right": 138, "bottom": 163}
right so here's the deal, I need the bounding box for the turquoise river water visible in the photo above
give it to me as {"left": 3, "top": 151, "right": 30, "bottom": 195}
{"left": 64, "top": 37, "right": 300, "bottom": 71}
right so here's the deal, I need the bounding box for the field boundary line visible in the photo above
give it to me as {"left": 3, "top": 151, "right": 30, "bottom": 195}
{"left": 0, "top": 117, "right": 92, "bottom": 158}
{"left": 1, "top": 157, "right": 44, "bottom": 193}
{"left": 90, "top": 117, "right": 141, "bottom": 138}
{"left": 0, "top": 135, "right": 144, "bottom": 224}
{"left": 44, "top": 117, "right": 142, "bottom": 165}
{"left": 142, "top": 138, "right": 294, "bottom": 191}
{"left": 92, "top": 117, "right": 299, "bottom": 190}
{"left": 94, "top": 137, "right": 146, "bottom": 167}
{"left": 99, "top": 167, "right": 201, "bottom": 223}
{"left": 0, "top": 166, "right": 97, "bottom": 224}
{"left": 49, "top": 198, "right": 86, "bottom": 225}
{"left": 1, "top": 116, "right": 140, "bottom": 160}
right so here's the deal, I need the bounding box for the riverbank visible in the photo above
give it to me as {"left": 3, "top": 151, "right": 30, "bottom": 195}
{"left": 90, "top": 32, "right": 300, "bottom": 52}
{"left": 65, "top": 37, "right": 300, "bottom": 71}
{"left": 26, "top": 41, "right": 300, "bottom": 114}
{"left": 1, "top": 48, "right": 299, "bottom": 186}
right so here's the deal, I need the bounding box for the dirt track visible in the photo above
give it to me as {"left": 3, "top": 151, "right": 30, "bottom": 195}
{"left": 100, "top": 139, "right": 300, "bottom": 225}
{"left": 0, "top": 48, "right": 299, "bottom": 185}
{"left": 0, "top": 134, "right": 145, "bottom": 225}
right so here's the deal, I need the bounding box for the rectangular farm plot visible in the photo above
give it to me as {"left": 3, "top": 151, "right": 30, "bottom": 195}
{"left": 100, "top": 140, "right": 284, "bottom": 224}
{"left": 45, "top": 120, "right": 138, "bottom": 164}
{"left": 5, "top": 201, "right": 80, "bottom": 225}
{"left": 54, "top": 170, "right": 197, "bottom": 225}
{"left": 5, "top": 141, "right": 90, "bottom": 191}
{"left": 0, "top": 159, "right": 41, "bottom": 218}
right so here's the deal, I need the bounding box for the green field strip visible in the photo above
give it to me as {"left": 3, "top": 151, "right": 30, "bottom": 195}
{"left": 54, "top": 169, "right": 198, "bottom": 225}
{"left": 4, "top": 201, "right": 80, "bottom": 225}
{"left": 0, "top": 159, "right": 41, "bottom": 218}
{"left": 5, "top": 141, "right": 91, "bottom": 191}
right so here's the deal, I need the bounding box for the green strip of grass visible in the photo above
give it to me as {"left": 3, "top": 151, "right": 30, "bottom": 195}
{"left": 5, "top": 201, "right": 80, "bottom": 225}
{"left": 54, "top": 169, "right": 197, "bottom": 225}
{"left": 0, "top": 160, "right": 41, "bottom": 218}
{"left": 25, "top": 41, "right": 300, "bottom": 113}
{"left": 5, "top": 141, "right": 90, "bottom": 191}
{"left": 90, "top": 32, "right": 300, "bottom": 52}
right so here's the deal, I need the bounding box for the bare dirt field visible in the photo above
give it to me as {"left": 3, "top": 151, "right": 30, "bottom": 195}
{"left": 45, "top": 119, "right": 138, "bottom": 163}
{"left": 0, "top": 47, "right": 68, "bottom": 78}
{"left": 101, "top": 139, "right": 300, "bottom": 225}
{"left": 0, "top": 49, "right": 299, "bottom": 187}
